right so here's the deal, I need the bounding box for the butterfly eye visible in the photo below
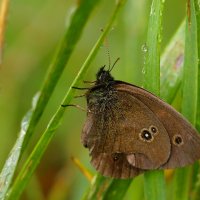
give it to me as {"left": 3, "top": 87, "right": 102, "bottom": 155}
{"left": 139, "top": 130, "right": 153, "bottom": 142}
{"left": 173, "top": 134, "right": 184, "bottom": 146}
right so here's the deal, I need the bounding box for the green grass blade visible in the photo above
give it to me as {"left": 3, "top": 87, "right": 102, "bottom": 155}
{"left": 192, "top": 165, "right": 200, "bottom": 200}
{"left": 143, "top": 0, "right": 165, "bottom": 199}
{"left": 160, "top": 21, "right": 185, "bottom": 103}
{"left": 0, "top": 1, "right": 101, "bottom": 199}
{"left": 182, "top": 2, "right": 198, "bottom": 124}
{"left": 21, "top": 0, "right": 102, "bottom": 153}
{"left": 144, "top": 172, "right": 166, "bottom": 200}
{"left": 144, "top": 0, "right": 164, "bottom": 95}
{"left": 195, "top": 0, "right": 200, "bottom": 131}
{"left": 101, "top": 179, "right": 132, "bottom": 200}
{"left": 82, "top": 175, "right": 111, "bottom": 200}
{"left": 83, "top": 175, "right": 131, "bottom": 200}
{"left": 173, "top": 168, "right": 192, "bottom": 200}
{"left": 173, "top": 1, "right": 199, "bottom": 200}
{"left": 6, "top": 1, "right": 125, "bottom": 199}
{"left": 0, "top": 94, "right": 39, "bottom": 200}
{"left": 193, "top": 6, "right": 200, "bottom": 200}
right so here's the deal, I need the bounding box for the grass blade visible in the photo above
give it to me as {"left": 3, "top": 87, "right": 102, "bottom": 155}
{"left": 195, "top": 0, "right": 200, "bottom": 131}
{"left": 21, "top": 0, "right": 102, "bottom": 153}
{"left": 83, "top": 175, "right": 111, "bottom": 200}
{"left": 0, "top": 1, "right": 101, "bottom": 199}
{"left": 0, "top": 94, "right": 39, "bottom": 200}
{"left": 0, "top": 0, "right": 10, "bottom": 64}
{"left": 84, "top": 174, "right": 131, "bottom": 200}
{"left": 182, "top": 1, "right": 198, "bottom": 124}
{"left": 101, "top": 179, "right": 132, "bottom": 200}
{"left": 6, "top": 1, "right": 125, "bottom": 199}
{"left": 173, "top": 0, "right": 199, "bottom": 200}
{"left": 143, "top": 0, "right": 166, "bottom": 199}
{"left": 144, "top": 0, "right": 164, "bottom": 95}
{"left": 160, "top": 21, "right": 185, "bottom": 103}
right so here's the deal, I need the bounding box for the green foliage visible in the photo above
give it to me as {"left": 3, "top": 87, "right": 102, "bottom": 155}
{"left": 143, "top": 0, "right": 166, "bottom": 199}
{"left": 1, "top": 0, "right": 103, "bottom": 199}
{"left": 0, "top": 0, "right": 199, "bottom": 200}
{"left": 173, "top": 0, "right": 199, "bottom": 200}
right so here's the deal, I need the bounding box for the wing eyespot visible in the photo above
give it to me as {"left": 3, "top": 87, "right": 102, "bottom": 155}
{"left": 172, "top": 134, "right": 184, "bottom": 146}
{"left": 112, "top": 153, "right": 120, "bottom": 161}
{"left": 139, "top": 129, "right": 154, "bottom": 142}
{"left": 150, "top": 125, "right": 157, "bottom": 134}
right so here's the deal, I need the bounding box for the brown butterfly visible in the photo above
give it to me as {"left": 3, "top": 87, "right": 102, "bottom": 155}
{"left": 81, "top": 65, "right": 200, "bottom": 179}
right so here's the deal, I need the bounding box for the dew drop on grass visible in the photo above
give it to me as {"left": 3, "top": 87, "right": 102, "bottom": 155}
{"left": 111, "top": 26, "right": 115, "bottom": 31}
{"left": 141, "top": 43, "right": 148, "bottom": 75}
{"left": 141, "top": 43, "right": 148, "bottom": 53}
{"left": 142, "top": 67, "right": 146, "bottom": 75}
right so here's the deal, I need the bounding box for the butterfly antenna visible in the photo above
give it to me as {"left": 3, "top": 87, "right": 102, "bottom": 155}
{"left": 101, "top": 29, "right": 111, "bottom": 71}
{"left": 106, "top": 42, "right": 111, "bottom": 71}
{"left": 109, "top": 57, "right": 120, "bottom": 72}
{"left": 101, "top": 29, "right": 118, "bottom": 72}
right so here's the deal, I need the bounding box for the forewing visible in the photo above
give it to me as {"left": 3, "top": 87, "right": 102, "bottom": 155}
{"left": 116, "top": 83, "right": 200, "bottom": 169}
{"left": 82, "top": 90, "right": 171, "bottom": 171}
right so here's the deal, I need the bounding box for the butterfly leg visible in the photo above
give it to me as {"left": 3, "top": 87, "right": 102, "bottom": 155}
{"left": 83, "top": 80, "right": 96, "bottom": 84}
{"left": 74, "top": 94, "right": 86, "bottom": 98}
{"left": 72, "top": 86, "right": 90, "bottom": 90}
{"left": 61, "top": 104, "right": 87, "bottom": 112}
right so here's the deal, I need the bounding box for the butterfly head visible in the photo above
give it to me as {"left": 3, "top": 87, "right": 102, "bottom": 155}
{"left": 95, "top": 57, "right": 120, "bottom": 85}
{"left": 96, "top": 66, "right": 114, "bottom": 85}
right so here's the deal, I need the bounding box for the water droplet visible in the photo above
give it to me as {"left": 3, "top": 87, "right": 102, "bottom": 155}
{"left": 158, "top": 34, "right": 162, "bottom": 43}
{"left": 142, "top": 67, "right": 146, "bottom": 74}
{"left": 141, "top": 43, "right": 148, "bottom": 75}
{"left": 141, "top": 44, "right": 148, "bottom": 53}
{"left": 5, "top": 180, "right": 8, "bottom": 186}
{"left": 111, "top": 26, "right": 115, "bottom": 31}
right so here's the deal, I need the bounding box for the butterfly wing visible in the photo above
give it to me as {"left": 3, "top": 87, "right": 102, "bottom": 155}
{"left": 82, "top": 88, "right": 172, "bottom": 177}
{"left": 82, "top": 112, "right": 144, "bottom": 178}
{"left": 91, "top": 152, "right": 144, "bottom": 179}
{"left": 115, "top": 82, "right": 200, "bottom": 169}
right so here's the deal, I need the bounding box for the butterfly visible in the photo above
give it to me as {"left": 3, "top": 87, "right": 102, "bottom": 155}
{"left": 80, "top": 64, "right": 200, "bottom": 179}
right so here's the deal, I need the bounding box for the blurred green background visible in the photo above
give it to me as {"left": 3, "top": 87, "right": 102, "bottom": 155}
{"left": 0, "top": 0, "right": 185, "bottom": 199}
